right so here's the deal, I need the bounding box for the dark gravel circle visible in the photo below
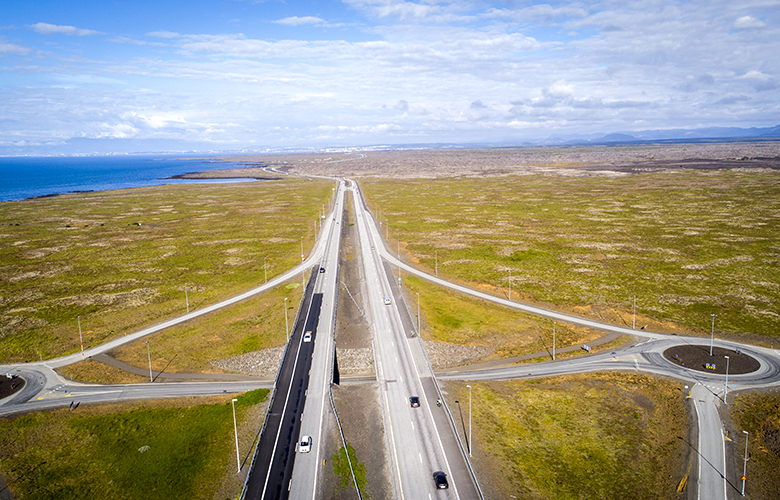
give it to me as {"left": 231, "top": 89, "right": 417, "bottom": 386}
{"left": 663, "top": 344, "right": 760, "bottom": 375}
{"left": 0, "top": 374, "right": 24, "bottom": 400}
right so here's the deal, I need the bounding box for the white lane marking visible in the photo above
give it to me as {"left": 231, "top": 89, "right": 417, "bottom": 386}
{"left": 419, "top": 453, "right": 423, "bottom": 463}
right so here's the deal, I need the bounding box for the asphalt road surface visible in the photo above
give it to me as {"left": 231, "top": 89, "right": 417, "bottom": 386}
{"left": 352, "top": 183, "right": 482, "bottom": 500}
{"left": 242, "top": 287, "right": 322, "bottom": 500}
{"left": 288, "top": 179, "right": 345, "bottom": 500}
{"left": 244, "top": 180, "right": 347, "bottom": 500}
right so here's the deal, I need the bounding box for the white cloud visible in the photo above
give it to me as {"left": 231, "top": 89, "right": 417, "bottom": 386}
{"left": 543, "top": 82, "right": 574, "bottom": 100}
{"left": 485, "top": 4, "right": 589, "bottom": 22}
{"left": 741, "top": 70, "right": 771, "bottom": 80}
{"left": 733, "top": 16, "right": 765, "bottom": 29}
{"left": 31, "top": 22, "right": 102, "bottom": 36}
{"left": 122, "top": 111, "right": 188, "bottom": 129}
{"left": 344, "top": 0, "right": 441, "bottom": 22}
{"left": 0, "top": 37, "right": 31, "bottom": 56}
{"left": 274, "top": 16, "right": 326, "bottom": 26}
{"left": 146, "top": 30, "right": 181, "bottom": 39}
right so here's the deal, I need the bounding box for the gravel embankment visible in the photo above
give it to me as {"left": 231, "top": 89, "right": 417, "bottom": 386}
{"left": 211, "top": 347, "right": 285, "bottom": 377}
{"left": 421, "top": 339, "right": 493, "bottom": 369}
{"left": 336, "top": 347, "right": 374, "bottom": 375}
{"left": 212, "top": 341, "right": 489, "bottom": 376}
{"left": 212, "top": 346, "right": 376, "bottom": 377}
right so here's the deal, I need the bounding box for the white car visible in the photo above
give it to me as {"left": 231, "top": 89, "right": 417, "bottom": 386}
{"left": 383, "top": 296, "right": 392, "bottom": 305}
{"left": 299, "top": 435, "right": 312, "bottom": 453}
{"left": 303, "top": 331, "right": 312, "bottom": 342}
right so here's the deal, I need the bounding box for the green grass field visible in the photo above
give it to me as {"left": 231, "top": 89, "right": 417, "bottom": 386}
{"left": 731, "top": 393, "right": 780, "bottom": 499}
{"left": 108, "top": 281, "right": 304, "bottom": 377}
{"left": 362, "top": 171, "right": 780, "bottom": 340}
{"left": 0, "top": 389, "right": 269, "bottom": 500}
{"left": 0, "top": 179, "right": 335, "bottom": 362}
{"left": 450, "top": 374, "right": 688, "bottom": 499}
{"left": 403, "top": 274, "right": 602, "bottom": 359}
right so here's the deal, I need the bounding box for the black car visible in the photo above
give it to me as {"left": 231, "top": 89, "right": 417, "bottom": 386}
{"left": 319, "top": 267, "right": 326, "bottom": 273}
{"left": 409, "top": 396, "right": 420, "bottom": 408}
{"left": 432, "top": 471, "right": 448, "bottom": 489}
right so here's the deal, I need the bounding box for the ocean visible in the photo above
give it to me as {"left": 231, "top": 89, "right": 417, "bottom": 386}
{"left": 0, "top": 155, "right": 257, "bottom": 202}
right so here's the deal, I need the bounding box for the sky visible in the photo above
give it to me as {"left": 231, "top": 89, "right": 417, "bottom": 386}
{"left": 1, "top": 0, "right": 779, "bottom": 153}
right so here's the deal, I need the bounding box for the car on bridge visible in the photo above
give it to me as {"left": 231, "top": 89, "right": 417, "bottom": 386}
{"left": 303, "top": 331, "right": 312, "bottom": 343}
{"left": 299, "top": 435, "right": 312, "bottom": 453}
{"left": 409, "top": 396, "right": 420, "bottom": 407}
{"left": 384, "top": 296, "right": 392, "bottom": 305}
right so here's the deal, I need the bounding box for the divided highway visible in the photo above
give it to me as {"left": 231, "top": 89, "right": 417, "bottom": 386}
{"left": 4, "top": 174, "right": 780, "bottom": 500}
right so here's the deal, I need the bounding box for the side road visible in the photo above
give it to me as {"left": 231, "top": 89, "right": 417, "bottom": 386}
{"left": 0, "top": 182, "right": 347, "bottom": 414}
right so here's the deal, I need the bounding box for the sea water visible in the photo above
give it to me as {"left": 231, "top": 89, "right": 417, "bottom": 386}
{"left": 0, "top": 155, "right": 257, "bottom": 202}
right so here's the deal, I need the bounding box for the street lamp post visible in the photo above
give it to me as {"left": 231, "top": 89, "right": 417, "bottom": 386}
{"left": 435, "top": 250, "right": 438, "bottom": 277}
{"left": 553, "top": 322, "right": 556, "bottom": 361}
{"left": 185, "top": 284, "right": 189, "bottom": 314}
{"left": 301, "top": 237, "right": 305, "bottom": 287}
{"left": 633, "top": 295, "right": 636, "bottom": 330}
{"left": 416, "top": 292, "right": 420, "bottom": 334}
{"left": 231, "top": 398, "right": 240, "bottom": 473}
{"left": 78, "top": 315, "right": 84, "bottom": 357}
{"left": 724, "top": 355, "right": 730, "bottom": 404}
{"left": 146, "top": 341, "right": 153, "bottom": 382}
{"left": 710, "top": 313, "right": 717, "bottom": 356}
{"left": 508, "top": 274, "right": 511, "bottom": 301}
{"left": 284, "top": 298, "right": 289, "bottom": 342}
{"left": 742, "top": 430, "right": 749, "bottom": 496}
{"left": 467, "top": 385, "right": 472, "bottom": 457}
{"left": 264, "top": 256, "right": 267, "bottom": 284}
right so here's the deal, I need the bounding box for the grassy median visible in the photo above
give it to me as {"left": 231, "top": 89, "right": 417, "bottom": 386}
{"left": 362, "top": 170, "right": 780, "bottom": 340}
{"left": 0, "top": 178, "right": 335, "bottom": 362}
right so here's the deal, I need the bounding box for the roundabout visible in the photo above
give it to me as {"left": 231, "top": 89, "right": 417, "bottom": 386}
{"left": 663, "top": 344, "right": 760, "bottom": 375}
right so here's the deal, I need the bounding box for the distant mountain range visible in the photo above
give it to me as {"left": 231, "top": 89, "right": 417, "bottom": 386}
{"left": 2, "top": 125, "right": 779, "bottom": 157}
{"left": 546, "top": 124, "right": 780, "bottom": 145}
